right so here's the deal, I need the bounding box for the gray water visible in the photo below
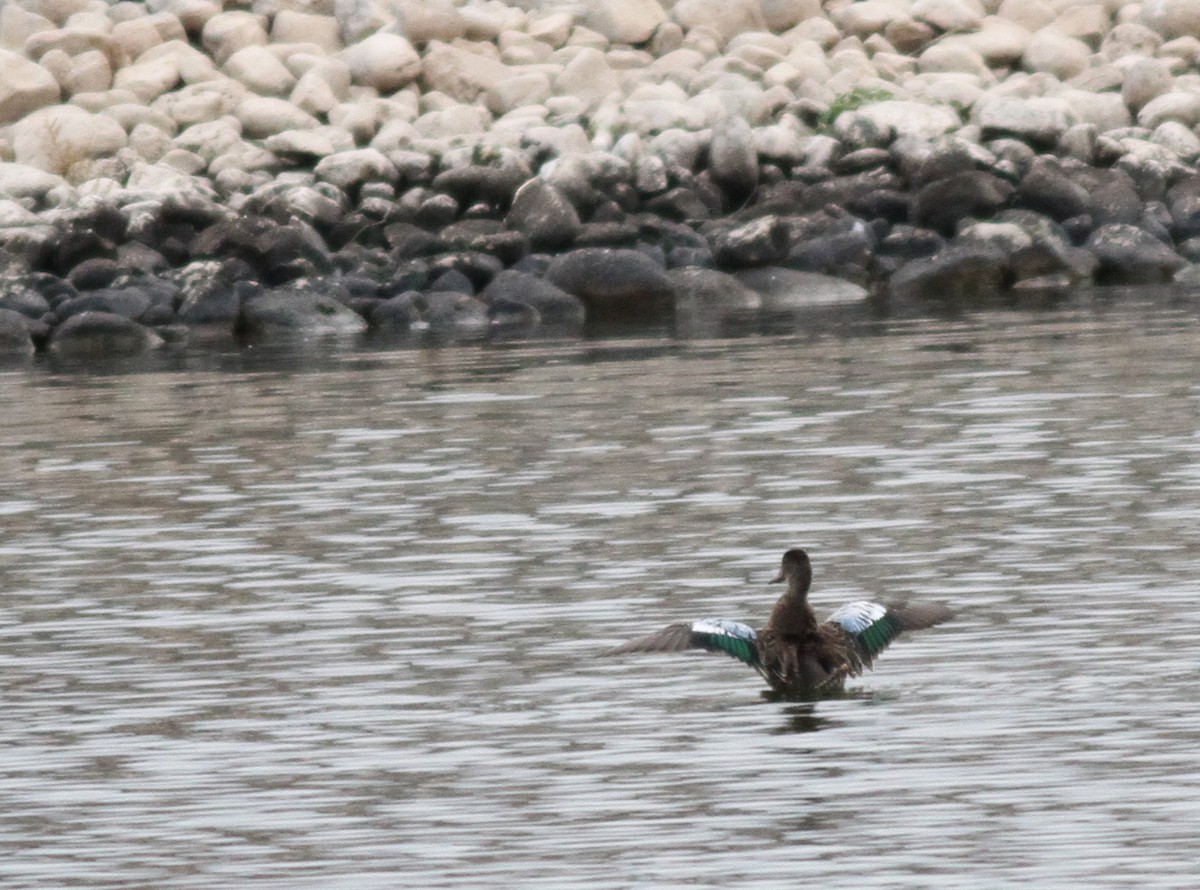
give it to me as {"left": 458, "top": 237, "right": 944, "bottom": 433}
{"left": 2, "top": 297, "right": 1198, "bottom": 888}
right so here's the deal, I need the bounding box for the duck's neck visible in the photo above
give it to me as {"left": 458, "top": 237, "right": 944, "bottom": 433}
{"left": 768, "top": 570, "right": 817, "bottom": 636}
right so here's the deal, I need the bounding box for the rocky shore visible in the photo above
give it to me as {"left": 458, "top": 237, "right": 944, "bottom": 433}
{"left": 2, "top": 0, "right": 1200, "bottom": 359}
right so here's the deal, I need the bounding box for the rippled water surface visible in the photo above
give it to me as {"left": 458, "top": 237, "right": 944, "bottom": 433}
{"left": 2, "top": 297, "right": 1199, "bottom": 888}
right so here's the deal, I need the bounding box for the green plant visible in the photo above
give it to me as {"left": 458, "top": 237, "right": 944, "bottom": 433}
{"left": 817, "top": 87, "right": 894, "bottom": 133}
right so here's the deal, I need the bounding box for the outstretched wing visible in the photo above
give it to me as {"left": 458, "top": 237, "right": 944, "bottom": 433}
{"left": 824, "top": 600, "right": 954, "bottom": 673}
{"left": 605, "top": 618, "right": 762, "bottom": 669}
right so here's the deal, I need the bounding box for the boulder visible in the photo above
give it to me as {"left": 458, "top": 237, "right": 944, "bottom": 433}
{"left": 48, "top": 310, "right": 164, "bottom": 357}
{"left": 341, "top": 33, "right": 421, "bottom": 93}
{"left": 504, "top": 179, "right": 582, "bottom": 250}
{"left": 911, "top": 171, "right": 1014, "bottom": 234}
{"left": 0, "top": 307, "right": 36, "bottom": 356}
{"left": 314, "top": 148, "right": 398, "bottom": 191}
{"left": 201, "top": 10, "right": 267, "bottom": 65}
{"left": 1140, "top": 0, "right": 1200, "bottom": 40}
{"left": 239, "top": 280, "right": 368, "bottom": 338}
{"left": 888, "top": 243, "right": 1011, "bottom": 303}
{"left": 710, "top": 215, "right": 790, "bottom": 267}
{"left": 0, "top": 162, "right": 67, "bottom": 202}
{"left": 708, "top": 115, "right": 759, "bottom": 205}
{"left": 1014, "top": 157, "right": 1091, "bottom": 220}
{"left": 586, "top": 0, "right": 668, "bottom": 45}
{"left": 0, "top": 49, "right": 61, "bottom": 124}
{"left": 223, "top": 45, "right": 296, "bottom": 96}
{"left": 1084, "top": 223, "right": 1187, "bottom": 283}
{"left": 420, "top": 41, "right": 512, "bottom": 104}
{"left": 479, "top": 270, "right": 587, "bottom": 325}
{"left": 370, "top": 291, "right": 423, "bottom": 334}
{"left": 544, "top": 247, "right": 676, "bottom": 320}
{"left": 734, "top": 266, "right": 868, "bottom": 308}
{"left": 171, "top": 259, "right": 251, "bottom": 325}
{"left": 12, "top": 106, "right": 128, "bottom": 175}
{"left": 669, "top": 266, "right": 762, "bottom": 313}
{"left": 236, "top": 96, "right": 320, "bottom": 138}
{"left": 974, "top": 95, "right": 1077, "bottom": 147}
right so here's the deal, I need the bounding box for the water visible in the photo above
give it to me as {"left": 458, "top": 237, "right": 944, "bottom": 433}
{"left": 1, "top": 295, "right": 1198, "bottom": 888}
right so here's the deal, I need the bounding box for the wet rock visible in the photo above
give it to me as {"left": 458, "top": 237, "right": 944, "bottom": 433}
{"left": 1084, "top": 223, "right": 1187, "bottom": 284}
{"left": 67, "top": 258, "right": 121, "bottom": 291}
{"left": 478, "top": 270, "right": 586, "bottom": 326}
{"left": 369, "top": 291, "right": 423, "bottom": 334}
{"left": 888, "top": 243, "right": 1010, "bottom": 303}
{"left": 423, "top": 290, "right": 489, "bottom": 336}
{"left": 0, "top": 278, "right": 53, "bottom": 319}
{"left": 878, "top": 225, "right": 946, "bottom": 261}
{"left": 49, "top": 311, "right": 164, "bottom": 357}
{"left": 669, "top": 267, "right": 762, "bottom": 313}
{"left": 170, "top": 259, "right": 255, "bottom": 326}
{"left": 708, "top": 115, "right": 759, "bottom": 206}
{"left": 56, "top": 286, "right": 155, "bottom": 322}
{"left": 0, "top": 308, "right": 36, "bottom": 356}
{"left": 504, "top": 179, "right": 582, "bottom": 251}
{"left": 432, "top": 164, "right": 530, "bottom": 210}
{"left": 1014, "top": 157, "right": 1091, "bottom": 221}
{"left": 734, "top": 266, "right": 869, "bottom": 309}
{"left": 544, "top": 247, "right": 676, "bottom": 320}
{"left": 911, "top": 171, "right": 1014, "bottom": 235}
{"left": 710, "top": 215, "right": 790, "bottom": 267}
{"left": 239, "top": 279, "right": 368, "bottom": 338}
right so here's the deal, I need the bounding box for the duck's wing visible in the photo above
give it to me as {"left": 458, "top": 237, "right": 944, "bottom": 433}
{"left": 604, "top": 618, "right": 762, "bottom": 669}
{"left": 822, "top": 600, "right": 954, "bottom": 674}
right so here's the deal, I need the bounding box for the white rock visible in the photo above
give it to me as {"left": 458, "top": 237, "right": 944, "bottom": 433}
{"left": 128, "top": 121, "right": 173, "bottom": 162}
{"left": 584, "top": 0, "right": 667, "bottom": 45}
{"left": 224, "top": 45, "right": 297, "bottom": 95}
{"left": 12, "top": 105, "right": 127, "bottom": 175}
{"left": 671, "top": 0, "right": 767, "bottom": 45}
{"left": 841, "top": 99, "right": 963, "bottom": 141}
{"left": 61, "top": 47, "right": 112, "bottom": 95}
{"left": 485, "top": 70, "right": 553, "bottom": 116}
{"left": 291, "top": 68, "right": 344, "bottom": 116}
{"left": 554, "top": 47, "right": 620, "bottom": 107}
{"left": 762, "top": 0, "right": 822, "bottom": 31}
{"left": 912, "top": 0, "right": 985, "bottom": 32}
{"left": 918, "top": 41, "right": 991, "bottom": 76}
{"left": 412, "top": 104, "right": 489, "bottom": 141}
{"left": 1137, "top": 91, "right": 1200, "bottom": 128}
{"left": 951, "top": 16, "right": 1030, "bottom": 65}
{"left": 391, "top": 0, "right": 468, "bottom": 44}
{"left": 1055, "top": 88, "right": 1131, "bottom": 132}
{"left": 1122, "top": 56, "right": 1173, "bottom": 112}
{"left": 154, "top": 79, "right": 247, "bottom": 128}
{"left": 1, "top": 4, "right": 55, "bottom": 51}
{"left": 112, "top": 54, "right": 181, "bottom": 103}
{"left": 834, "top": 0, "right": 910, "bottom": 39}
{"left": 340, "top": 32, "right": 421, "bottom": 92}
{"left": 1151, "top": 120, "right": 1200, "bottom": 160}
{"left": 1049, "top": 4, "right": 1110, "bottom": 44}
{"left": 265, "top": 128, "right": 338, "bottom": 159}
{"left": 201, "top": 10, "right": 267, "bottom": 65}
{"left": 314, "top": 147, "right": 397, "bottom": 189}
{"left": 0, "top": 48, "right": 61, "bottom": 124}
{"left": 0, "top": 161, "right": 66, "bottom": 201}
{"left": 1141, "top": 0, "right": 1200, "bottom": 40}
{"left": 236, "top": 96, "right": 321, "bottom": 138}
{"left": 101, "top": 103, "right": 177, "bottom": 136}
{"left": 974, "top": 94, "right": 1077, "bottom": 143}
{"left": 271, "top": 10, "right": 341, "bottom": 53}
{"left": 138, "top": 40, "right": 217, "bottom": 84}
{"left": 1023, "top": 30, "right": 1092, "bottom": 79}
{"left": 172, "top": 115, "right": 244, "bottom": 162}
{"left": 19, "top": 0, "right": 92, "bottom": 27}
{"left": 110, "top": 16, "right": 167, "bottom": 60}
{"left": 420, "top": 40, "right": 512, "bottom": 103}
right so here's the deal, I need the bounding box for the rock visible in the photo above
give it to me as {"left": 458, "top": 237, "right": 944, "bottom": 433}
{"left": 1141, "top": 0, "right": 1200, "bottom": 40}
{"left": 0, "top": 278, "right": 53, "bottom": 318}
{"left": 433, "top": 163, "right": 530, "bottom": 208}
{"left": 314, "top": 148, "right": 397, "bottom": 191}
{"left": 0, "top": 162, "right": 66, "bottom": 202}
{"left": 544, "top": 247, "right": 676, "bottom": 320}
{"left": 0, "top": 307, "right": 36, "bottom": 356}
{"left": 554, "top": 47, "right": 621, "bottom": 108}
{"left": 223, "top": 45, "right": 296, "bottom": 96}
{"left": 479, "top": 270, "right": 587, "bottom": 325}
{"left": 239, "top": 279, "right": 368, "bottom": 338}
{"left": 341, "top": 33, "right": 421, "bottom": 92}
{"left": 1014, "top": 157, "right": 1091, "bottom": 220}
{"left": 911, "top": 171, "right": 1014, "bottom": 234}
{"left": 201, "top": 10, "right": 267, "bottom": 65}
{"left": 12, "top": 106, "right": 127, "bottom": 176}
{"left": 504, "top": 179, "right": 582, "bottom": 250}
{"left": 48, "top": 310, "right": 164, "bottom": 357}
{"left": 888, "top": 243, "right": 1010, "bottom": 303}
{"left": 839, "top": 100, "right": 962, "bottom": 144}
{"left": 671, "top": 0, "right": 767, "bottom": 45}
{"left": 913, "top": 0, "right": 985, "bottom": 32}
{"left": 734, "top": 266, "right": 868, "bottom": 308}
{"left": 1022, "top": 30, "right": 1091, "bottom": 79}
{"left": 974, "top": 95, "right": 1076, "bottom": 147}
{"left": 171, "top": 259, "right": 252, "bottom": 325}
{"left": 271, "top": 11, "right": 342, "bottom": 53}
{"left": 235, "top": 96, "right": 320, "bottom": 138}
{"left": 668, "top": 266, "right": 761, "bottom": 313}
{"left": 585, "top": 0, "right": 667, "bottom": 45}
{"left": 369, "top": 291, "right": 423, "bottom": 334}
{"left": 1122, "top": 57, "right": 1173, "bottom": 113}
{"left": 420, "top": 40, "right": 512, "bottom": 104}
{"left": 1084, "top": 223, "right": 1186, "bottom": 283}
{"left": 0, "top": 48, "right": 62, "bottom": 124}
{"left": 708, "top": 115, "right": 759, "bottom": 205}
{"left": 56, "top": 285, "right": 156, "bottom": 322}
{"left": 710, "top": 215, "right": 790, "bottom": 267}
{"left": 1137, "top": 91, "right": 1200, "bottom": 129}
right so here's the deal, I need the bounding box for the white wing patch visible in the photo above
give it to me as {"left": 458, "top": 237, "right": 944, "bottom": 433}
{"left": 692, "top": 618, "right": 757, "bottom": 642}
{"left": 827, "top": 601, "right": 888, "bottom": 635}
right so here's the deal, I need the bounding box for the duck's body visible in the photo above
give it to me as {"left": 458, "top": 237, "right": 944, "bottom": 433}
{"left": 607, "top": 548, "right": 953, "bottom": 697}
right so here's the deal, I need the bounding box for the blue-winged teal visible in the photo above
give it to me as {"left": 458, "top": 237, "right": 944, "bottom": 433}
{"left": 607, "top": 548, "right": 953, "bottom": 696}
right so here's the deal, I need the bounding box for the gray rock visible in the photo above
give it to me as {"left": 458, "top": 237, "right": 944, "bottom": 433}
{"left": 734, "top": 266, "right": 869, "bottom": 309}
{"left": 669, "top": 267, "right": 762, "bottom": 313}
{"left": 433, "top": 163, "right": 531, "bottom": 209}
{"left": 708, "top": 115, "right": 759, "bottom": 205}
{"left": 0, "top": 278, "right": 53, "bottom": 318}
{"left": 1084, "top": 223, "right": 1187, "bottom": 284}
{"left": 171, "top": 260, "right": 253, "bottom": 326}
{"left": 1014, "top": 157, "right": 1091, "bottom": 221}
{"left": 0, "top": 307, "right": 36, "bottom": 356}
{"left": 710, "top": 216, "right": 790, "bottom": 267}
{"left": 48, "top": 311, "right": 164, "bottom": 357}
{"left": 240, "top": 280, "right": 368, "bottom": 338}
{"left": 370, "top": 291, "right": 423, "bottom": 334}
{"left": 888, "top": 243, "right": 1010, "bottom": 303}
{"left": 504, "top": 179, "right": 581, "bottom": 251}
{"left": 56, "top": 287, "right": 154, "bottom": 322}
{"left": 479, "top": 270, "right": 586, "bottom": 326}
{"left": 544, "top": 247, "right": 676, "bottom": 320}
{"left": 911, "top": 171, "right": 1014, "bottom": 235}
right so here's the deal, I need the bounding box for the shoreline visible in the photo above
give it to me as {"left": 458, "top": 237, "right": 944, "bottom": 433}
{"left": 2, "top": 0, "right": 1200, "bottom": 360}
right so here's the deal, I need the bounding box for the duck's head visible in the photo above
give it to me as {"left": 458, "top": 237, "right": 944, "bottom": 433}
{"left": 771, "top": 547, "right": 812, "bottom": 592}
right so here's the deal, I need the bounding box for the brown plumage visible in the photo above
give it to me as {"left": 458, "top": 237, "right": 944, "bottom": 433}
{"left": 606, "top": 548, "right": 954, "bottom": 697}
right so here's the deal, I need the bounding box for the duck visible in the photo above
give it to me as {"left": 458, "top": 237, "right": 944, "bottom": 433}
{"left": 606, "top": 547, "right": 953, "bottom": 697}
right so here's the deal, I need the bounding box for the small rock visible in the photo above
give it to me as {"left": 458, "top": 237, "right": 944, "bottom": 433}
{"left": 911, "top": 171, "right": 1014, "bottom": 235}
{"left": 504, "top": 179, "right": 582, "bottom": 251}
{"left": 479, "top": 270, "right": 586, "bottom": 325}
{"left": 340, "top": 33, "right": 421, "bottom": 93}
{"left": 0, "top": 308, "right": 36, "bottom": 356}
{"left": 710, "top": 215, "right": 790, "bottom": 267}
{"left": 0, "top": 48, "right": 62, "bottom": 125}
{"left": 734, "top": 266, "right": 869, "bottom": 308}
{"left": 888, "top": 243, "right": 1011, "bottom": 303}
{"left": 1084, "top": 223, "right": 1187, "bottom": 283}
{"left": 239, "top": 279, "right": 368, "bottom": 338}
{"left": 49, "top": 310, "right": 164, "bottom": 357}
{"left": 544, "top": 247, "right": 676, "bottom": 320}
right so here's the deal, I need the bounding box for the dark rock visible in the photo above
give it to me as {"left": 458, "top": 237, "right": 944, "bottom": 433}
{"left": 488, "top": 296, "right": 541, "bottom": 328}
{"left": 0, "top": 307, "right": 35, "bottom": 356}
{"left": 711, "top": 216, "right": 791, "bottom": 268}
{"left": 786, "top": 220, "right": 875, "bottom": 279}
{"left": 669, "top": 267, "right": 762, "bottom": 313}
{"left": 240, "top": 279, "right": 368, "bottom": 338}
{"left": 544, "top": 247, "right": 676, "bottom": 320}
{"left": 427, "top": 251, "right": 504, "bottom": 288}
{"left": 370, "top": 291, "right": 424, "bottom": 333}
{"left": 415, "top": 193, "right": 459, "bottom": 228}
{"left": 258, "top": 221, "right": 333, "bottom": 284}
{"left": 735, "top": 266, "right": 868, "bottom": 309}
{"left": 439, "top": 220, "right": 529, "bottom": 264}
{"left": 1084, "top": 223, "right": 1186, "bottom": 284}
{"left": 845, "top": 188, "right": 909, "bottom": 222}
{"left": 0, "top": 278, "right": 53, "bottom": 318}
{"left": 888, "top": 243, "right": 1011, "bottom": 303}
{"left": 910, "top": 171, "right": 1013, "bottom": 235}
{"left": 834, "top": 147, "right": 892, "bottom": 175}
{"left": 504, "top": 179, "right": 582, "bottom": 250}
{"left": 1169, "top": 192, "right": 1200, "bottom": 239}
{"left": 423, "top": 290, "right": 489, "bottom": 335}
{"left": 56, "top": 287, "right": 154, "bottom": 321}
{"left": 906, "top": 141, "right": 977, "bottom": 186}
{"left": 878, "top": 225, "right": 946, "bottom": 260}
{"left": 1017, "top": 157, "right": 1094, "bottom": 221}
{"left": 170, "top": 259, "right": 257, "bottom": 326}
{"left": 642, "top": 186, "right": 715, "bottom": 221}
{"left": 68, "top": 258, "right": 121, "bottom": 291}
{"left": 385, "top": 222, "right": 445, "bottom": 257}
{"left": 191, "top": 216, "right": 275, "bottom": 266}
{"left": 432, "top": 163, "right": 530, "bottom": 209}
{"left": 1177, "top": 236, "right": 1200, "bottom": 262}
{"left": 431, "top": 268, "right": 475, "bottom": 295}
{"left": 48, "top": 311, "right": 164, "bottom": 357}
{"left": 479, "top": 270, "right": 586, "bottom": 325}
{"left": 1080, "top": 167, "right": 1143, "bottom": 225}
{"left": 573, "top": 221, "right": 642, "bottom": 247}
{"left": 708, "top": 115, "right": 759, "bottom": 206}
